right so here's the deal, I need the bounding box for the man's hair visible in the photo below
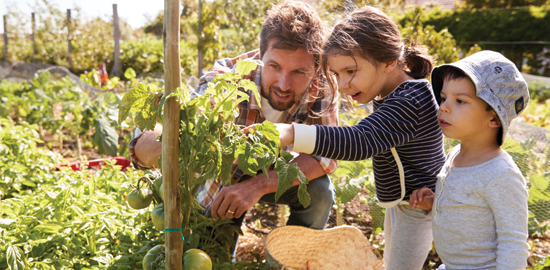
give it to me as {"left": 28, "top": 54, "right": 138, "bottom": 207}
{"left": 442, "top": 66, "right": 504, "bottom": 145}
{"left": 259, "top": 1, "right": 327, "bottom": 69}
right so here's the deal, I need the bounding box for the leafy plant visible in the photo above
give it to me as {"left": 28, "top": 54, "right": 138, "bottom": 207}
{"left": 0, "top": 160, "right": 162, "bottom": 269}
{"left": 0, "top": 70, "right": 124, "bottom": 157}
{"left": 416, "top": 5, "right": 550, "bottom": 75}
{"left": 0, "top": 118, "right": 61, "bottom": 198}
{"left": 118, "top": 59, "right": 310, "bottom": 262}
{"left": 523, "top": 100, "right": 550, "bottom": 129}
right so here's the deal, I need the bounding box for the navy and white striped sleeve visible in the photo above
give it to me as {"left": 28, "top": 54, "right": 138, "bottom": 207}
{"left": 306, "top": 97, "right": 419, "bottom": 161}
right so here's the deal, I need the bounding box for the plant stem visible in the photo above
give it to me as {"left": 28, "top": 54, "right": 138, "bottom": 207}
{"left": 205, "top": 82, "right": 239, "bottom": 128}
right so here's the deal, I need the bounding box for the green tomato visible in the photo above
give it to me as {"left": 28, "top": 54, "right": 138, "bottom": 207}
{"left": 159, "top": 182, "right": 164, "bottom": 201}
{"left": 152, "top": 203, "right": 183, "bottom": 232}
{"left": 183, "top": 249, "right": 212, "bottom": 270}
{"left": 143, "top": 244, "right": 165, "bottom": 270}
{"left": 152, "top": 176, "right": 163, "bottom": 202}
{"left": 152, "top": 203, "right": 165, "bottom": 231}
{"left": 127, "top": 188, "right": 153, "bottom": 209}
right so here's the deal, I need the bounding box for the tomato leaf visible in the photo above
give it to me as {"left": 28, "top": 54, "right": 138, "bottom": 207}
{"left": 93, "top": 116, "right": 119, "bottom": 157}
{"left": 257, "top": 121, "right": 281, "bottom": 148}
{"left": 296, "top": 170, "right": 310, "bottom": 208}
{"left": 235, "top": 59, "right": 262, "bottom": 76}
{"left": 273, "top": 158, "right": 297, "bottom": 203}
{"left": 118, "top": 83, "right": 149, "bottom": 124}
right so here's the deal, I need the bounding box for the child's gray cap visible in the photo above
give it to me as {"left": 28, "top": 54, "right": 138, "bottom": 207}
{"left": 431, "top": 50, "right": 530, "bottom": 146}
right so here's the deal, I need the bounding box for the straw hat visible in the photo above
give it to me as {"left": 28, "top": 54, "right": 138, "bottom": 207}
{"left": 265, "top": 225, "right": 384, "bottom": 270}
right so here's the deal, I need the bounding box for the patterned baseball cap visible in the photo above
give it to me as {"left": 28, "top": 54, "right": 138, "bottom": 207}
{"left": 431, "top": 50, "right": 530, "bottom": 146}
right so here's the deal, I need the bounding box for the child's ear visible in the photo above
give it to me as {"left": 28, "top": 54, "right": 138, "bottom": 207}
{"left": 384, "top": 59, "right": 398, "bottom": 73}
{"left": 489, "top": 115, "right": 502, "bottom": 128}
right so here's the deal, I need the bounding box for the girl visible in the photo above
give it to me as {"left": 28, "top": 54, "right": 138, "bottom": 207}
{"left": 270, "top": 6, "right": 445, "bottom": 269}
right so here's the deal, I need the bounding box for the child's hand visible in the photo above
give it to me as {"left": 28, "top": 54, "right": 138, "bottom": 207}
{"left": 409, "top": 187, "right": 434, "bottom": 211}
{"left": 242, "top": 123, "right": 295, "bottom": 147}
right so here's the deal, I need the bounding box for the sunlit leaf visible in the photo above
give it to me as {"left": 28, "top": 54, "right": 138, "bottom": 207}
{"left": 235, "top": 59, "right": 262, "bottom": 76}
{"left": 6, "top": 245, "right": 25, "bottom": 270}
{"left": 93, "top": 116, "right": 119, "bottom": 157}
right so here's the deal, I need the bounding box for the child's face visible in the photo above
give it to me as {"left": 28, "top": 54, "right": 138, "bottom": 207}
{"left": 438, "top": 77, "right": 498, "bottom": 144}
{"left": 327, "top": 54, "right": 386, "bottom": 104}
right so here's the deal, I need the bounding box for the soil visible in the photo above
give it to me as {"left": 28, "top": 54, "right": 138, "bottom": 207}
{"left": 45, "top": 130, "right": 550, "bottom": 269}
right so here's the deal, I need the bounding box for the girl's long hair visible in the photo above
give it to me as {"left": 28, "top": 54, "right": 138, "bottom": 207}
{"left": 322, "top": 6, "right": 433, "bottom": 95}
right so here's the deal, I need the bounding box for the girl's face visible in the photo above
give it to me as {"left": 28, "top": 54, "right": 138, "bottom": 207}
{"left": 327, "top": 54, "right": 387, "bottom": 104}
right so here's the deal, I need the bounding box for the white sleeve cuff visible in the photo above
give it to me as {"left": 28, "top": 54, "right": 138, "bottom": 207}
{"left": 292, "top": 123, "right": 317, "bottom": 154}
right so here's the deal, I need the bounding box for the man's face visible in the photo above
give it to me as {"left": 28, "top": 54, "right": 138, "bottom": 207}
{"left": 260, "top": 41, "right": 316, "bottom": 111}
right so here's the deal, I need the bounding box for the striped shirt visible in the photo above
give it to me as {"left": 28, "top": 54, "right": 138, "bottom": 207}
{"left": 296, "top": 79, "right": 445, "bottom": 206}
{"left": 131, "top": 49, "right": 339, "bottom": 210}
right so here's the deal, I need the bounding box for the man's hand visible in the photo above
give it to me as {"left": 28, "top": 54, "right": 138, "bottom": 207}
{"left": 243, "top": 123, "right": 295, "bottom": 147}
{"left": 409, "top": 187, "right": 434, "bottom": 211}
{"left": 210, "top": 174, "right": 271, "bottom": 220}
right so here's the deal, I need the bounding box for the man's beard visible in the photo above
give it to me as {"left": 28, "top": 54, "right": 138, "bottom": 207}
{"left": 261, "top": 85, "right": 297, "bottom": 111}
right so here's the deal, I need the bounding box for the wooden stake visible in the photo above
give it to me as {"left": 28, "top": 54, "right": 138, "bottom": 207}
{"left": 66, "top": 9, "right": 71, "bottom": 69}
{"left": 32, "top": 13, "right": 37, "bottom": 63}
{"left": 197, "top": 0, "right": 203, "bottom": 77}
{"left": 3, "top": 15, "right": 7, "bottom": 62}
{"left": 111, "top": 4, "right": 122, "bottom": 77}
{"left": 163, "top": 0, "right": 182, "bottom": 269}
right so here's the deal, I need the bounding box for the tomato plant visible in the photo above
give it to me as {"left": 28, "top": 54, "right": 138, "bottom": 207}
{"left": 0, "top": 159, "right": 166, "bottom": 269}
{"left": 118, "top": 60, "right": 310, "bottom": 262}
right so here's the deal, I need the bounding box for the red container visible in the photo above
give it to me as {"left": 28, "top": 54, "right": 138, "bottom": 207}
{"left": 56, "top": 156, "right": 132, "bottom": 172}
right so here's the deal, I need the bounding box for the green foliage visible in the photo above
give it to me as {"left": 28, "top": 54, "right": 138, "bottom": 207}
{"left": 529, "top": 255, "right": 550, "bottom": 270}
{"left": 118, "top": 60, "right": 311, "bottom": 262}
{"left": 143, "top": 0, "right": 276, "bottom": 72}
{"left": 523, "top": 100, "right": 550, "bottom": 128}
{"left": 527, "top": 80, "right": 550, "bottom": 102}
{"left": 360, "top": 182, "right": 386, "bottom": 234}
{"left": 215, "top": 0, "right": 278, "bottom": 55}
{"left": 398, "top": 7, "right": 470, "bottom": 65}
{"left": 459, "top": 0, "right": 550, "bottom": 9}
{"left": 418, "top": 5, "right": 550, "bottom": 74}
{"left": 0, "top": 161, "right": 164, "bottom": 270}
{"left": 213, "top": 253, "right": 267, "bottom": 270}
{"left": 118, "top": 38, "right": 199, "bottom": 76}
{"left": 119, "top": 38, "right": 163, "bottom": 75}
{"left": 0, "top": 70, "right": 124, "bottom": 157}
{"left": 0, "top": 118, "right": 61, "bottom": 198}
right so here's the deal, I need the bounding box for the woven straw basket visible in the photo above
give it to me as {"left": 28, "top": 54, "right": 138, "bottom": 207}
{"left": 265, "top": 225, "right": 384, "bottom": 270}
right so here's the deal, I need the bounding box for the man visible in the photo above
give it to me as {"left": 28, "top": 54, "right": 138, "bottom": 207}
{"left": 129, "top": 1, "right": 338, "bottom": 233}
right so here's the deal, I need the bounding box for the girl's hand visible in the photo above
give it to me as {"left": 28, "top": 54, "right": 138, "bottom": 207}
{"left": 242, "top": 123, "right": 295, "bottom": 147}
{"left": 409, "top": 187, "right": 434, "bottom": 211}
{"left": 274, "top": 123, "right": 294, "bottom": 147}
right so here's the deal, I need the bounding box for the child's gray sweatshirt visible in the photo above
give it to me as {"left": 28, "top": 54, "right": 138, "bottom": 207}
{"left": 433, "top": 146, "right": 529, "bottom": 269}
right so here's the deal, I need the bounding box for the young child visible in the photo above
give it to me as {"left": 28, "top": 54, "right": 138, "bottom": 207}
{"left": 263, "top": 6, "right": 446, "bottom": 269}
{"left": 409, "top": 50, "right": 530, "bottom": 269}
